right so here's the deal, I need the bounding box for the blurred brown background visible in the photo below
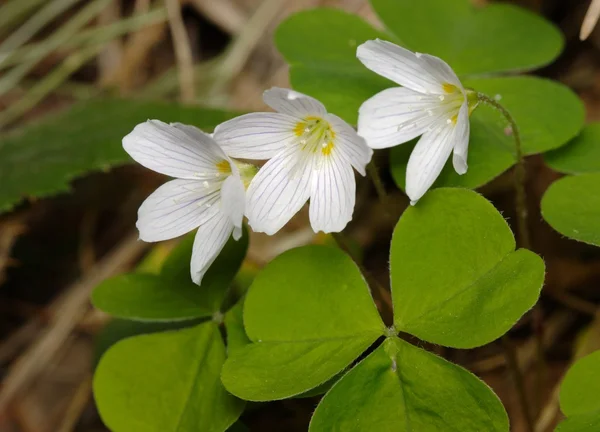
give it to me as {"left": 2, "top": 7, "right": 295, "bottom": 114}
{"left": 1, "top": 0, "right": 600, "bottom": 431}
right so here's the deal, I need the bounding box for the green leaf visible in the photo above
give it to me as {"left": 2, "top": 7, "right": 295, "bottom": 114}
{"left": 545, "top": 123, "right": 600, "bottom": 174}
{"left": 0, "top": 98, "right": 238, "bottom": 213}
{"left": 309, "top": 337, "right": 508, "bottom": 432}
{"left": 556, "top": 411, "right": 600, "bottom": 432}
{"left": 161, "top": 227, "right": 249, "bottom": 312}
{"left": 559, "top": 351, "right": 600, "bottom": 417}
{"left": 541, "top": 174, "right": 600, "bottom": 247}
{"left": 221, "top": 245, "right": 385, "bottom": 401}
{"left": 370, "top": 0, "right": 563, "bottom": 76}
{"left": 276, "top": 6, "right": 564, "bottom": 126}
{"left": 275, "top": 8, "right": 393, "bottom": 124}
{"left": 94, "top": 322, "right": 245, "bottom": 432}
{"left": 93, "top": 318, "right": 200, "bottom": 368}
{"left": 92, "top": 274, "right": 214, "bottom": 322}
{"left": 466, "top": 77, "right": 584, "bottom": 156}
{"left": 390, "top": 77, "right": 584, "bottom": 191}
{"left": 390, "top": 135, "right": 515, "bottom": 191}
{"left": 294, "top": 370, "right": 346, "bottom": 399}
{"left": 92, "top": 231, "right": 248, "bottom": 321}
{"left": 391, "top": 188, "right": 545, "bottom": 348}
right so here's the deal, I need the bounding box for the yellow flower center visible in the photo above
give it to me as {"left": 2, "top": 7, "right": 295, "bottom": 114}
{"left": 439, "top": 82, "right": 466, "bottom": 126}
{"left": 215, "top": 160, "right": 232, "bottom": 174}
{"left": 294, "top": 116, "right": 336, "bottom": 156}
{"left": 443, "top": 83, "right": 459, "bottom": 94}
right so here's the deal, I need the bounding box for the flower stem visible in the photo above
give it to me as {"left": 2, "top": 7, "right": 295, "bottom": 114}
{"left": 475, "top": 92, "right": 530, "bottom": 249}
{"left": 477, "top": 92, "right": 543, "bottom": 430}
{"left": 367, "top": 160, "right": 388, "bottom": 205}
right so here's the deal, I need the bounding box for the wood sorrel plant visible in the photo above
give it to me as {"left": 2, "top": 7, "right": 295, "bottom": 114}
{"left": 89, "top": 0, "right": 596, "bottom": 431}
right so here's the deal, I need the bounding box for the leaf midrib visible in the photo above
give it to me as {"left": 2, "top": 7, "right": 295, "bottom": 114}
{"left": 173, "top": 324, "right": 214, "bottom": 432}
{"left": 249, "top": 330, "right": 383, "bottom": 345}
{"left": 396, "top": 250, "right": 515, "bottom": 330}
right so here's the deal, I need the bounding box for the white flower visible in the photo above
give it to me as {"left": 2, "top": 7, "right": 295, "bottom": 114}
{"left": 213, "top": 88, "right": 373, "bottom": 235}
{"left": 357, "top": 39, "right": 474, "bottom": 204}
{"left": 123, "top": 120, "right": 255, "bottom": 285}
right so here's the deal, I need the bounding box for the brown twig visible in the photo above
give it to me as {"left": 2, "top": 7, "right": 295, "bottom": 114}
{"left": 502, "top": 335, "right": 536, "bottom": 432}
{"left": 101, "top": 3, "right": 167, "bottom": 92}
{"left": 472, "top": 311, "right": 574, "bottom": 374}
{"left": 97, "top": 0, "right": 123, "bottom": 82}
{"left": 0, "top": 216, "right": 27, "bottom": 285}
{"left": 208, "top": 0, "right": 286, "bottom": 102}
{"left": 187, "top": 0, "right": 246, "bottom": 34}
{"left": 166, "top": 0, "right": 195, "bottom": 102}
{"left": 0, "top": 320, "right": 41, "bottom": 365}
{"left": 56, "top": 375, "right": 93, "bottom": 432}
{"left": 0, "top": 233, "right": 147, "bottom": 411}
{"left": 546, "top": 289, "right": 598, "bottom": 316}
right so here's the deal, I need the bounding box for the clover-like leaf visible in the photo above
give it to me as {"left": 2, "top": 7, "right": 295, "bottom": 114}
{"left": 466, "top": 77, "right": 584, "bottom": 156}
{"left": 93, "top": 318, "right": 199, "bottom": 368}
{"left": 276, "top": 8, "right": 582, "bottom": 192}
{"left": 541, "top": 174, "right": 600, "bottom": 247}
{"left": 391, "top": 188, "right": 545, "bottom": 348}
{"left": 275, "top": 8, "right": 393, "bottom": 124}
{"left": 390, "top": 77, "right": 584, "bottom": 190}
{"left": 94, "top": 322, "right": 245, "bottom": 432}
{"left": 545, "top": 123, "right": 600, "bottom": 175}
{"left": 370, "top": 0, "right": 563, "bottom": 76}
{"left": 92, "top": 230, "right": 248, "bottom": 321}
{"left": 0, "top": 98, "right": 238, "bottom": 213}
{"left": 221, "top": 245, "right": 385, "bottom": 401}
{"left": 560, "top": 350, "right": 600, "bottom": 417}
{"left": 276, "top": 6, "right": 567, "bottom": 130}
{"left": 310, "top": 337, "right": 508, "bottom": 432}
{"left": 555, "top": 350, "right": 600, "bottom": 432}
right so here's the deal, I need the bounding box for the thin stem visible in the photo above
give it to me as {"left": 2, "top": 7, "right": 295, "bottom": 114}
{"left": 476, "top": 92, "right": 530, "bottom": 250}
{"left": 477, "top": 92, "right": 542, "bottom": 428}
{"left": 502, "top": 336, "right": 535, "bottom": 432}
{"left": 367, "top": 160, "right": 388, "bottom": 206}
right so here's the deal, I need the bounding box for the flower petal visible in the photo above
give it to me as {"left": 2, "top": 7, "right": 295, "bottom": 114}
{"left": 418, "top": 53, "right": 464, "bottom": 91}
{"left": 213, "top": 113, "right": 297, "bottom": 160}
{"left": 246, "top": 146, "right": 313, "bottom": 235}
{"left": 405, "top": 116, "right": 465, "bottom": 204}
{"left": 263, "top": 87, "right": 327, "bottom": 119}
{"left": 357, "top": 39, "right": 460, "bottom": 94}
{"left": 326, "top": 113, "right": 373, "bottom": 175}
{"left": 451, "top": 103, "right": 470, "bottom": 175}
{"left": 137, "top": 178, "right": 220, "bottom": 242}
{"left": 358, "top": 87, "right": 448, "bottom": 149}
{"left": 309, "top": 155, "right": 356, "bottom": 233}
{"left": 220, "top": 173, "right": 245, "bottom": 230}
{"left": 191, "top": 213, "right": 233, "bottom": 285}
{"left": 123, "top": 120, "right": 225, "bottom": 180}
{"left": 170, "top": 123, "right": 228, "bottom": 159}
